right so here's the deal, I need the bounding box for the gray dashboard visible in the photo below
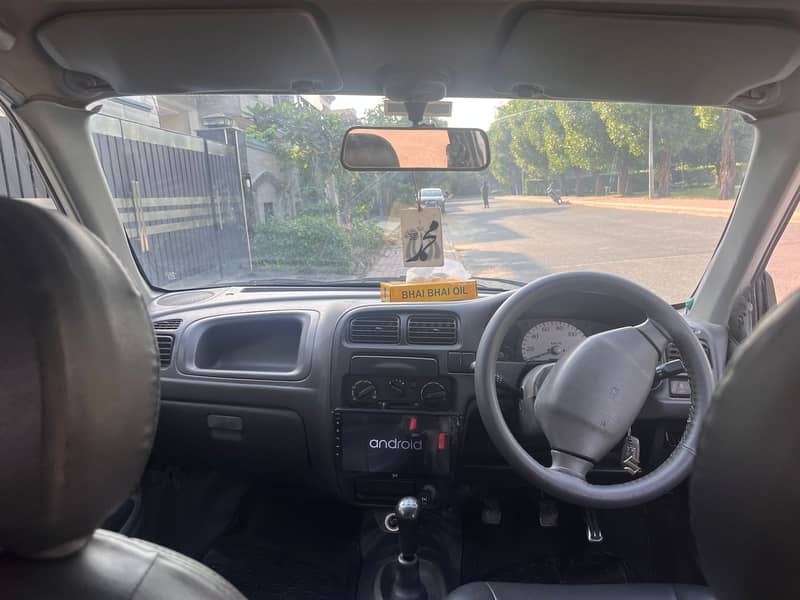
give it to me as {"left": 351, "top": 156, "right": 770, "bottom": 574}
{"left": 149, "top": 285, "right": 726, "bottom": 502}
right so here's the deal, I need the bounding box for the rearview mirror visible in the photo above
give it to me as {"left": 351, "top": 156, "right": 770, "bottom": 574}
{"left": 341, "top": 127, "right": 490, "bottom": 171}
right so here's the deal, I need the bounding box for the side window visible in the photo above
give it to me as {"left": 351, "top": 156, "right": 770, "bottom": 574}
{"left": 764, "top": 215, "right": 800, "bottom": 304}
{"left": 0, "top": 107, "right": 56, "bottom": 210}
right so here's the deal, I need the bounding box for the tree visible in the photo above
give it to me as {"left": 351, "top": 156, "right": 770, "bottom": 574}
{"left": 246, "top": 100, "right": 346, "bottom": 205}
{"left": 695, "top": 107, "right": 752, "bottom": 199}
{"left": 488, "top": 103, "right": 523, "bottom": 191}
{"left": 650, "top": 106, "right": 707, "bottom": 197}
{"left": 556, "top": 102, "right": 616, "bottom": 195}
{"left": 361, "top": 105, "right": 408, "bottom": 126}
{"left": 594, "top": 103, "right": 709, "bottom": 197}
{"left": 593, "top": 102, "right": 649, "bottom": 195}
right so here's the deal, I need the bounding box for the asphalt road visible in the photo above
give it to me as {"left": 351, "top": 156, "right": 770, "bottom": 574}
{"left": 443, "top": 195, "right": 728, "bottom": 304}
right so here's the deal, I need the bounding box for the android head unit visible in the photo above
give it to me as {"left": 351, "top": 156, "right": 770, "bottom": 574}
{"left": 335, "top": 410, "right": 458, "bottom": 477}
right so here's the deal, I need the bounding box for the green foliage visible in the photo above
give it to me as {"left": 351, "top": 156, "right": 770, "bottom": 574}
{"left": 252, "top": 214, "right": 384, "bottom": 275}
{"left": 349, "top": 217, "right": 386, "bottom": 272}
{"left": 362, "top": 105, "right": 409, "bottom": 126}
{"left": 246, "top": 101, "right": 345, "bottom": 178}
{"left": 592, "top": 103, "right": 649, "bottom": 158}
{"left": 489, "top": 99, "right": 752, "bottom": 197}
{"left": 556, "top": 102, "right": 616, "bottom": 174}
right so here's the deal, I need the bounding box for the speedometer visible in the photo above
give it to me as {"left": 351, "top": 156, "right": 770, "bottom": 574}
{"left": 521, "top": 321, "right": 586, "bottom": 362}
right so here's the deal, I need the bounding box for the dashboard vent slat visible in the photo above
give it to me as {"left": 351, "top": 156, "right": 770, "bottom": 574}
{"left": 349, "top": 315, "right": 400, "bottom": 344}
{"left": 407, "top": 314, "right": 458, "bottom": 345}
{"left": 156, "top": 334, "right": 174, "bottom": 368}
{"left": 153, "top": 318, "right": 182, "bottom": 330}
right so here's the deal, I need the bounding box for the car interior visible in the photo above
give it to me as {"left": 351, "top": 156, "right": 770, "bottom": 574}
{"left": 1, "top": 1, "right": 799, "bottom": 600}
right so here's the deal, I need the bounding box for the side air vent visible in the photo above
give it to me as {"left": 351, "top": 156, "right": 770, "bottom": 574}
{"left": 153, "top": 318, "right": 182, "bottom": 330}
{"left": 156, "top": 334, "right": 174, "bottom": 368}
{"left": 349, "top": 314, "right": 400, "bottom": 344}
{"left": 666, "top": 340, "right": 712, "bottom": 366}
{"left": 407, "top": 314, "right": 458, "bottom": 345}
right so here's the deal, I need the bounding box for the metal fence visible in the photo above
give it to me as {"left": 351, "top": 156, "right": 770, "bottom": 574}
{"left": 92, "top": 115, "right": 249, "bottom": 287}
{"left": 0, "top": 115, "right": 52, "bottom": 204}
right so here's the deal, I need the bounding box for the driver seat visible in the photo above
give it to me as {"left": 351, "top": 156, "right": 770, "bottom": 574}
{"left": 450, "top": 291, "right": 800, "bottom": 600}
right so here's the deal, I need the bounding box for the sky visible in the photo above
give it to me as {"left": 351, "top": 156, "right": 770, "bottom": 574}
{"left": 330, "top": 95, "right": 505, "bottom": 130}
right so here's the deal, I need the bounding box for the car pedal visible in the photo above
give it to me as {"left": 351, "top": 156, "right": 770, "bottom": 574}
{"left": 584, "top": 508, "right": 603, "bottom": 543}
{"left": 538, "top": 498, "right": 559, "bottom": 527}
{"left": 481, "top": 497, "right": 502, "bottom": 525}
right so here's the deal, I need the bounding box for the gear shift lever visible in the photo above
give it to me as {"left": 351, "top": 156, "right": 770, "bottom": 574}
{"left": 397, "top": 496, "right": 420, "bottom": 560}
{"left": 390, "top": 496, "right": 427, "bottom": 600}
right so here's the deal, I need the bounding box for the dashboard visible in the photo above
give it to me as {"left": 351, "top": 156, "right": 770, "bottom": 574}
{"left": 150, "top": 286, "right": 725, "bottom": 507}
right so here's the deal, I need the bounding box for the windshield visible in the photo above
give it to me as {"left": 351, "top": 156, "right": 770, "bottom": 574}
{"left": 90, "top": 95, "right": 753, "bottom": 303}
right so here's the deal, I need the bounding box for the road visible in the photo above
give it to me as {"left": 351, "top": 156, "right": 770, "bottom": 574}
{"left": 442, "top": 195, "right": 728, "bottom": 304}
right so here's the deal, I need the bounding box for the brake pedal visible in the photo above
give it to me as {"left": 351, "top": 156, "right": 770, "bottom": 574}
{"left": 538, "top": 498, "right": 559, "bottom": 527}
{"left": 583, "top": 508, "right": 603, "bottom": 543}
{"left": 481, "top": 497, "right": 502, "bottom": 525}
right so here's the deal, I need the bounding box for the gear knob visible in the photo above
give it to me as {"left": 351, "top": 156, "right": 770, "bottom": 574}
{"left": 396, "top": 496, "right": 420, "bottom": 560}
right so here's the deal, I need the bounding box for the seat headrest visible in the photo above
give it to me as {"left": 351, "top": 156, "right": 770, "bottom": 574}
{"left": 691, "top": 291, "right": 800, "bottom": 599}
{"left": 0, "top": 198, "right": 159, "bottom": 557}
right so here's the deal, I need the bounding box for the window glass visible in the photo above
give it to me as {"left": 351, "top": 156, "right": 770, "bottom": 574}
{"left": 0, "top": 108, "right": 56, "bottom": 210}
{"left": 765, "top": 209, "right": 800, "bottom": 303}
{"left": 90, "top": 95, "right": 753, "bottom": 301}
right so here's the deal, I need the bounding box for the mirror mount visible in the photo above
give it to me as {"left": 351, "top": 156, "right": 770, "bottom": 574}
{"left": 405, "top": 101, "right": 428, "bottom": 126}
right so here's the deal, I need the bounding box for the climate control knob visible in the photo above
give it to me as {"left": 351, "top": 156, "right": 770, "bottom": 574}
{"left": 420, "top": 381, "right": 448, "bottom": 409}
{"left": 388, "top": 377, "right": 408, "bottom": 397}
{"left": 351, "top": 379, "right": 378, "bottom": 405}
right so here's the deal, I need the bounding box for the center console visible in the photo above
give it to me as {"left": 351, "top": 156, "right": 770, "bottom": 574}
{"left": 334, "top": 355, "right": 463, "bottom": 507}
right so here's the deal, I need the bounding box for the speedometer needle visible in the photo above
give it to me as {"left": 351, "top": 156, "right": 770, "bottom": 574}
{"left": 526, "top": 344, "right": 566, "bottom": 361}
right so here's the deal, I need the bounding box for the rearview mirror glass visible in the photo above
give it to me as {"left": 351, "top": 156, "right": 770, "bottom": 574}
{"left": 341, "top": 127, "right": 490, "bottom": 171}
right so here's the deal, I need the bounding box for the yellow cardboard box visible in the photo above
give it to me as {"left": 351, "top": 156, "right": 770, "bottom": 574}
{"left": 380, "top": 280, "right": 478, "bottom": 303}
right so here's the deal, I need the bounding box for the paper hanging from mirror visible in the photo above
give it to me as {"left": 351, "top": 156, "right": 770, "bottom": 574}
{"left": 400, "top": 207, "right": 444, "bottom": 268}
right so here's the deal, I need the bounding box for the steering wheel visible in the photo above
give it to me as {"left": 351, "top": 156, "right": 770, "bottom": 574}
{"left": 475, "top": 272, "right": 714, "bottom": 508}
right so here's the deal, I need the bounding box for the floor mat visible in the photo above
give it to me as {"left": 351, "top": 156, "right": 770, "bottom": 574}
{"left": 204, "top": 535, "right": 353, "bottom": 600}
{"left": 203, "top": 489, "right": 361, "bottom": 600}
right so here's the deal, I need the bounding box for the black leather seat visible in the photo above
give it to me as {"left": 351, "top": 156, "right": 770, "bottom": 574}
{"left": 448, "top": 582, "right": 712, "bottom": 599}
{"left": 0, "top": 198, "right": 244, "bottom": 599}
{"left": 449, "top": 291, "right": 800, "bottom": 600}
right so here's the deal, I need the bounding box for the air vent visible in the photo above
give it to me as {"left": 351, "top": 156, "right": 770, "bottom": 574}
{"left": 349, "top": 314, "right": 400, "bottom": 344}
{"left": 156, "top": 334, "right": 174, "bottom": 368}
{"left": 666, "top": 340, "right": 712, "bottom": 366}
{"left": 153, "top": 318, "right": 182, "bottom": 330}
{"left": 407, "top": 314, "right": 458, "bottom": 345}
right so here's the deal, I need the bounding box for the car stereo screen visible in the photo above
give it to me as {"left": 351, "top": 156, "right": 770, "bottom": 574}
{"left": 339, "top": 412, "right": 453, "bottom": 476}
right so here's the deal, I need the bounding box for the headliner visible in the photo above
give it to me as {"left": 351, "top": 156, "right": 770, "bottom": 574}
{"left": 4, "top": 0, "right": 800, "bottom": 117}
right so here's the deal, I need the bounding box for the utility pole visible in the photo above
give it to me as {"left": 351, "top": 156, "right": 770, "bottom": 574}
{"left": 648, "top": 106, "right": 654, "bottom": 200}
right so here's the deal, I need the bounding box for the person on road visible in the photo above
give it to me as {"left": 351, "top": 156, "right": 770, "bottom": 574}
{"left": 481, "top": 180, "right": 490, "bottom": 208}
{"left": 547, "top": 182, "right": 564, "bottom": 205}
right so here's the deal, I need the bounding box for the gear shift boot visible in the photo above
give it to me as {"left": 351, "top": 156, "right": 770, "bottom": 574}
{"left": 372, "top": 497, "right": 446, "bottom": 600}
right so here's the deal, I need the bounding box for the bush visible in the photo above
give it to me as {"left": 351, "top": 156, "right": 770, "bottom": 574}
{"left": 252, "top": 214, "right": 385, "bottom": 275}
{"left": 350, "top": 218, "right": 385, "bottom": 273}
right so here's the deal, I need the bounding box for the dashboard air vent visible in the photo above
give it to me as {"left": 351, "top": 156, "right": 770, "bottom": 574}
{"left": 407, "top": 314, "right": 458, "bottom": 345}
{"left": 153, "top": 318, "right": 182, "bottom": 330}
{"left": 349, "top": 314, "right": 400, "bottom": 344}
{"left": 156, "top": 334, "right": 174, "bottom": 368}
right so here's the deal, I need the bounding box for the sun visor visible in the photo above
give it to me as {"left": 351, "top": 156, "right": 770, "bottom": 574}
{"left": 493, "top": 10, "right": 800, "bottom": 105}
{"left": 37, "top": 10, "right": 341, "bottom": 95}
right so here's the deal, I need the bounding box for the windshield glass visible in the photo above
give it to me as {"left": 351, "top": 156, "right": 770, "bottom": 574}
{"left": 90, "top": 95, "right": 753, "bottom": 303}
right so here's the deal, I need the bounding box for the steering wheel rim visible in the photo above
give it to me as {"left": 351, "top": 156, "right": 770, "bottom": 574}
{"left": 475, "top": 271, "right": 714, "bottom": 508}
